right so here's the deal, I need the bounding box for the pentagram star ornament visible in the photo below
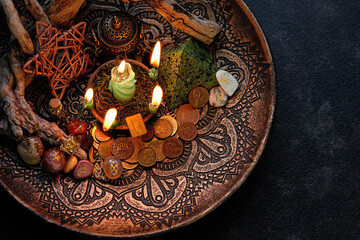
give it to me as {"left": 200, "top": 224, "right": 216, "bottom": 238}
{"left": 24, "top": 21, "right": 93, "bottom": 99}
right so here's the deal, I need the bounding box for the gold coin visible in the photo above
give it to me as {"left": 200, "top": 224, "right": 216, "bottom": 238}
{"left": 160, "top": 116, "right": 178, "bottom": 136}
{"left": 153, "top": 119, "right": 173, "bottom": 139}
{"left": 137, "top": 146, "right": 157, "bottom": 167}
{"left": 89, "top": 146, "right": 95, "bottom": 163}
{"left": 93, "top": 141, "right": 99, "bottom": 150}
{"left": 122, "top": 161, "right": 138, "bottom": 170}
{"left": 148, "top": 140, "right": 166, "bottom": 162}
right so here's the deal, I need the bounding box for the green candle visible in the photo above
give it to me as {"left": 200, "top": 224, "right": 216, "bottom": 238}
{"left": 109, "top": 60, "right": 136, "bottom": 102}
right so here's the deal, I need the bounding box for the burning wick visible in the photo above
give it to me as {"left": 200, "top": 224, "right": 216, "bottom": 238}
{"left": 149, "top": 86, "right": 163, "bottom": 114}
{"left": 84, "top": 88, "right": 94, "bottom": 110}
{"left": 149, "top": 41, "right": 161, "bottom": 82}
{"left": 103, "top": 108, "right": 118, "bottom": 131}
{"left": 116, "top": 60, "right": 128, "bottom": 80}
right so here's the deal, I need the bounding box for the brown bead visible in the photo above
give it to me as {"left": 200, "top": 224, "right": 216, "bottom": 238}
{"left": 138, "top": 123, "right": 154, "bottom": 142}
{"left": 153, "top": 119, "right": 173, "bottom": 139}
{"left": 175, "top": 104, "right": 200, "bottom": 125}
{"left": 98, "top": 139, "right": 114, "bottom": 160}
{"left": 63, "top": 156, "right": 78, "bottom": 173}
{"left": 42, "top": 147, "right": 66, "bottom": 174}
{"left": 178, "top": 122, "right": 198, "bottom": 141}
{"left": 162, "top": 137, "right": 183, "bottom": 158}
{"left": 137, "top": 146, "right": 157, "bottom": 167}
{"left": 188, "top": 86, "right": 209, "bottom": 108}
{"left": 73, "top": 160, "right": 93, "bottom": 179}
{"left": 148, "top": 140, "right": 166, "bottom": 162}
{"left": 111, "top": 137, "right": 134, "bottom": 160}
{"left": 103, "top": 156, "right": 123, "bottom": 180}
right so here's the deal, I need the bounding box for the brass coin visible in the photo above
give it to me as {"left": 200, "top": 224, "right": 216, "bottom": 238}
{"left": 189, "top": 86, "right": 209, "bottom": 108}
{"left": 103, "top": 156, "right": 123, "bottom": 180}
{"left": 153, "top": 119, "right": 173, "bottom": 139}
{"left": 178, "top": 122, "right": 198, "bottom": 141}
{"left": 162, "top": 137, "right": 183, "bottom": 159}
{"left": 122, "top": 161, "right": 138, "bottom": 170}
{"left": 98, "top": 139, "right": 114, "bottom": 160}
{"left": 148, "top": 140, "right": 166, "bottom": 162}
{"left": 160, "top": 116, "right": 178, "bottom": 136}
{"left": 126, "top": 137, "right": 145, "bottom": 164}
{"left": 111, "top": 137, "right": 134, "bottom": 160}
{"left": 176, "top": 104, "right": 200, "bottom": 125}
{"left": 137, "top": 146, "right": 157, "bottom": 167}
{"left": 95, "top": 127, "right": 111, "bottom": 142}
{"left": 138, "top": 123, "right": 154, "bottom": 142}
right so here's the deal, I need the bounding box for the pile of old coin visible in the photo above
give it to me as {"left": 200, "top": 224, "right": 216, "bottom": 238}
{"left": 87, "top": 86, "right": 211, "bottom": 181}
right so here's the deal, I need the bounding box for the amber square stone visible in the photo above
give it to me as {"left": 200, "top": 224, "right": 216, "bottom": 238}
{"left": 125, "top": 114, "right": 148, "bottom": 138}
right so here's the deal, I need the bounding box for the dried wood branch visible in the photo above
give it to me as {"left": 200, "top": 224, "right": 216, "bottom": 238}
{"left": 144, "top": 0, "right": 221, "bottom": 44}
{"left": 23, "top": 0, "right": 50, "bottom": 24}
{"left": 0, "top": 0, "right": 34, "bottom": 54}
{"left": 46, "top": 0, "right": 85, "bottom": 29}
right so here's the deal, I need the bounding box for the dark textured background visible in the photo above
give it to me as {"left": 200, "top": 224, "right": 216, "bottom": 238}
{"left": 1, "top": 0, "right": 360, "bottom": 239}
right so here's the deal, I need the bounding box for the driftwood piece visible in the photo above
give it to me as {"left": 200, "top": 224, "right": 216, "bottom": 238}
{"left": 144, "top": 0, "right": 221, "bottom": 44}
{"left": 0, "top": 0, "right": 34, "bottom": 54}
{"left": 23, "top": 0, "right": 50, "bottom": 24}
{"left": 46, "top": 0, "right": 85, "bottom": 29}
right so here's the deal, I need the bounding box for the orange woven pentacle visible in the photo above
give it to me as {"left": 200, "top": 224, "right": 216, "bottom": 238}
{"left": 24, "top": 21, "right": 93, "bottom": 99}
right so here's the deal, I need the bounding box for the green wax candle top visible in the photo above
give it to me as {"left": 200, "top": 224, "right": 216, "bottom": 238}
{"left": 109, "top": 62, "right": 137, "bottom": 102}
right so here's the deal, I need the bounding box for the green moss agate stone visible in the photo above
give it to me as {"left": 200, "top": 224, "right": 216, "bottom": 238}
{"left": 158, "top": 39, "right": 218, "bottom": 109}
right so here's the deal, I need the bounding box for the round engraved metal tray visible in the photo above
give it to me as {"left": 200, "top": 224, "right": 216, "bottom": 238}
{"left": 0, "top": 0, "right": 275, "bottom": 237}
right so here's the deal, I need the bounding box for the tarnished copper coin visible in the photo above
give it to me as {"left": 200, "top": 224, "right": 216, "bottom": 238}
{"left": 189, "top": 86, "right": 209, "bottom": 108}
{"left": 160, "top": 116, "right": 178, "bottom": 136}
{"left": 122, "top": 161, "right": 138, "bottom": 170}
{"left": 138, "top": 123, "right": 154, "bottom": 142}
{"left": 178, "top": 122, "right": 198, "bottom": 141}
{"left": 98, "top": 139, "right": 114, "bottom": 160}
{"left": 153, "top": 119, "right": 173, "bottom": 139}
{"left": 103, "top": 156, "right": 123, "bottom": 180}
{"left": 148, "top": 140, "right": 166, "bottom": 162}
{"left": 126, "top": 137, "right": 145, "bottom": 164}
{"left": 176, "top": 104, "right": 200, "bottom": 125}
{"left": 111, "top": 137, "right": 134, "bottom": 160}
{"left": 89, "top": 146, "right": 95, "bottom": 163}
{"left": 162, "top": 137, "right": 183, "bottom": 158}
{"left": 137, "top": 146, "right": 157, "bottom": 167}
{"left": 95, "top": 127, "right": 111, "bottom": 142}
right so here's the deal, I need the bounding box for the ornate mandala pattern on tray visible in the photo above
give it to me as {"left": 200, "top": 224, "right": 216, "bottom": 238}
{"left": 0, "top": 0, "right": 270, "bottom": 230}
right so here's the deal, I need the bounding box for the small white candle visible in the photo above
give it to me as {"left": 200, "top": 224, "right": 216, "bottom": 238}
{"left": 149, "top": 86, "right": 163, "bottom": 113}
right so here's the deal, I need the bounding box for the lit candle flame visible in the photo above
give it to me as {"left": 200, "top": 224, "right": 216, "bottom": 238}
{"left": 85, "top": 88, "right": 93, "bottom": 101}
{"left": 103, "top": 108, "right": 117, "bottom": 131}
{"left": 151, "top": 86, "right": 163, "bottom": 107}
{"left": 150, "top": 41, "right": 161, "bottom": 69}
{"left": 118, "top": 60, "right": 126, "bottom": 74}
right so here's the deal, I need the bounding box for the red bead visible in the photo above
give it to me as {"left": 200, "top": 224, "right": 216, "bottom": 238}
{"left": 66, "top": 119, "right": 88, "bottom": 135}
{"left": 42, "top": 147, "right": 66, "bottom": 174}
{"left": 73, "top": 160, "right": 93, "bottom": 179}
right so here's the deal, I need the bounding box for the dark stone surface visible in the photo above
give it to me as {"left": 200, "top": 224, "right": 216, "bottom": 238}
{"left": 1, "top": 0, "right": 359, "bottom": 239}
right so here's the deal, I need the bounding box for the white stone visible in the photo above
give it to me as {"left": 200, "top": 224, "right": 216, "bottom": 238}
{"left": 216, "top": 70, "right": 239, "bottom": 96}
{"left": 209, "top": 87, "right": 228, "bottom": 107}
